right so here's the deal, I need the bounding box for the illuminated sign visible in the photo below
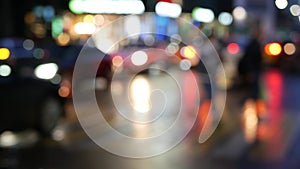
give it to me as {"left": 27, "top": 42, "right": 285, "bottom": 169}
{"left": 69, "top": 0, "right": 145, "bottom": 14}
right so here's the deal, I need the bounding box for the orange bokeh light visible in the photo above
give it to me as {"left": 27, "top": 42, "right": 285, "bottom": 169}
{"left": 58, "top": 86, "right": 71, "bottom": 98}
{"left": 112, "top": 55, "right": 123, "bottom": 67}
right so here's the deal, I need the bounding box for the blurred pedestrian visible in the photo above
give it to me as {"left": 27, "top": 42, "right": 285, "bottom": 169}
{"left": 238, "top": 29, "right": 263, "bottom": 100}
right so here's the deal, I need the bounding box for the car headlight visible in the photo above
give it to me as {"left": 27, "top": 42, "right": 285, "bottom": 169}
{"left": 34, "top": 63, "right": 58, "bottom": 80}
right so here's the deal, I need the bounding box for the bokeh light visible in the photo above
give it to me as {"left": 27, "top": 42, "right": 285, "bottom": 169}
{"left": 112, "top": 55, "right": 123, "bottom": 67}
{"left": 233, "top": 6, "right": 247, "bottom": 21}
{"left": 192, "top": 7, "right": 215, "bottom": 23}
{"left": 290, "top": 4, "right": 300, "bottom": 16}
{"left": 179, "top": 59, "right": 192, "bottom": 71}
{"left": 34, "top": 63, "right": 58, "bottom": 80}
{"left": 0, "top": 131, "right": 18, "bottom": 147}
{"left": 170, "top": 34, "right": 182, "bottom": 44}
{"left": 57, "top": 33, "right": 71, "bottom": 46}
{"left": 143, "top": 35, "right": 155, "bottom": 46}
{"left": 166, "top": 43, "right": 179, "bottom": 55}
{"left": 83, "top": 14, "right": 95, "bottom": 23}
{"left": 69, "top": 0, "right": 145, "bottom": 14}
{"left": 130, "top": 76, "right": 151, "bottom": 113}
{"left": 33, "top": 48, "right": 45, "bottom": 59}
{"left": 50, "top": 74, "right": 62, "bottom": 85}
{"left": 59, "top": 86, "right": 71, "bottom": 98}
{"left": 180, "top": 45, "right": 197, "bottom": 59}
{"left": 31, "top": 23, "right": 46, "bottom": 38}
{"left": 264, "top": 42, "right": 282, "bottom": 56}
{"left": 23, "top": 39, "right": 34, "bottom": 50}
{"left": 0, "top": 48, "right": 10, "bottom": 60}
{"left": 33, "top": 6, "right": 43, "bottom": 18}
{"left": 275, "top": 0, "right": 288, "bottom": 9}
{"left": 131, "top": 51, "right": 148, "bottom": 66}
{"left": 51, "top": 17, "right": 63, "bottom": 38}
{"left": 95, "top": 15, "right": 105, "bottom": 26}
{"left": 155, "top": 2, "right": 182, "bottom": 18}
{"left": 218, "top": 12, "right": 233, "bottom": 26}
{"left": 227, "top": 43, "right": 240, "bottom": 55}
{"left": 42, "top": 5, "right": 55, "bottom": 21}
{"left": 74, "top": 22, "right": 96, "bottom": 35}
{"left": 68, "top": 0, "right": 84, "bottom": 14}
{"left": 242, "top": 99, "right": 259, "bottom": 143}
{"left": 24, "top": 12, "right": 35, "bottom": 24}
{"left": 0, "top": 65, "right": 12, "bottom": 77}
{"left": 283, "top": 43, "right": 296, "bottom": 55}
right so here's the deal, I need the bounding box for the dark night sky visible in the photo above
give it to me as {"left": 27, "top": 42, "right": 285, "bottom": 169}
{"left": 0, "top": 0, "right": 69, "bottom": 38}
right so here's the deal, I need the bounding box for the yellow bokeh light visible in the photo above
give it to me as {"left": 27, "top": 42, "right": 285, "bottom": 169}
{"left": 181, "top": 45, "right": 197, "bottom": 59}
{"left": 0, "top": 48, "right": 10, "bottom": 60}
{"left": 83, "top": 14, "right": 95, "bottom": 23}
{"left": 269, "top": 43, "right": 282, "bottom": 56}
{"left": 242, "top": 99, "right": 258, "bottom": 143}
{"left": 265, "top": 43, "right": 282, "bottom": 56}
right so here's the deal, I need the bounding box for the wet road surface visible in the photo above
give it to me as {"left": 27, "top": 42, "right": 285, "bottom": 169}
{"left": 1, "top": 67, "right": 300, "bottom": 169}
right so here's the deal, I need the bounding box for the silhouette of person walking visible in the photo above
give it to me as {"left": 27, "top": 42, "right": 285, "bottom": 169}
{"left": 238, "top": 29, "right": 263, "bottom": 100}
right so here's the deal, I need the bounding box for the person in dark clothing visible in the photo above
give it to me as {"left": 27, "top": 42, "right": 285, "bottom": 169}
{"left": 238, "top": 30, "right": 263, "bottom": 100}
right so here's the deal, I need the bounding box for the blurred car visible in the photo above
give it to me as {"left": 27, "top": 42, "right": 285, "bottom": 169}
{"left": 0, "top": 38, "right": 64, "bottom": 135}
{"left": 263, "top": 41, "right": 300, "bottom": 73}
{"left": 110, "top": 39, "right": 200, "bottom": 75}
{"left": 111, "top": 47, "right": 178, "bottom": 73}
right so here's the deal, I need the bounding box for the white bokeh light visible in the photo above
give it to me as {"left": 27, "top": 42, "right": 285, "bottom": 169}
{"left": 290, "top": 4, "right": 300, "bottom": 16}
{"left": 192, "top": 7, "right": 215, "bottom": 23}
{"left": 155, "top": 2, "right": 182, "bottom": 18}
{"left": 179, "top": 59, "right": 191, "bottom": 71}
{"left": 34, "top": 63, "right": 58, "bottom": 80}
{"left": 0, "top": 65, "right": 11, "bottom": 77}
{"left": 131, "top": 50, "right": 148, "bottom": 66}
{"left": 233, "top": 6, "right": 247, "bottom": 21}
{"left": 74, "top": 22, "right": 96, "bottom": 34}
{"left": 218, "top": 12, "right": 233, "bottom": 26}
{"left": 275, "top": 0, "right": 288, "bottom": 9}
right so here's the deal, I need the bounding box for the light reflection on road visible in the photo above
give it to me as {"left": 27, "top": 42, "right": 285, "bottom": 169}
{"left": 129, "top": 76, "right": 151, "bottom": 113}
{"left": 262, "top": 69, "right": 285, "bottom": 160}
{"left": 3, "top": 68, "right": 300, "bottom": 168}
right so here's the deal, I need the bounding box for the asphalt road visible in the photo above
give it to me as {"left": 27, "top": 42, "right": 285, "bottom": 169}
{"left": 1, "top": 67, "right": 300, "bottom": 169}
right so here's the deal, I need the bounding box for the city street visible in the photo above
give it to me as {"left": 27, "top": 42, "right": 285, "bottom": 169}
{"left": 1, "top": 67, "right": 300, "bottom": 169}
{"left": 1, "top": 0, "right": 300, "bottom": 168}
